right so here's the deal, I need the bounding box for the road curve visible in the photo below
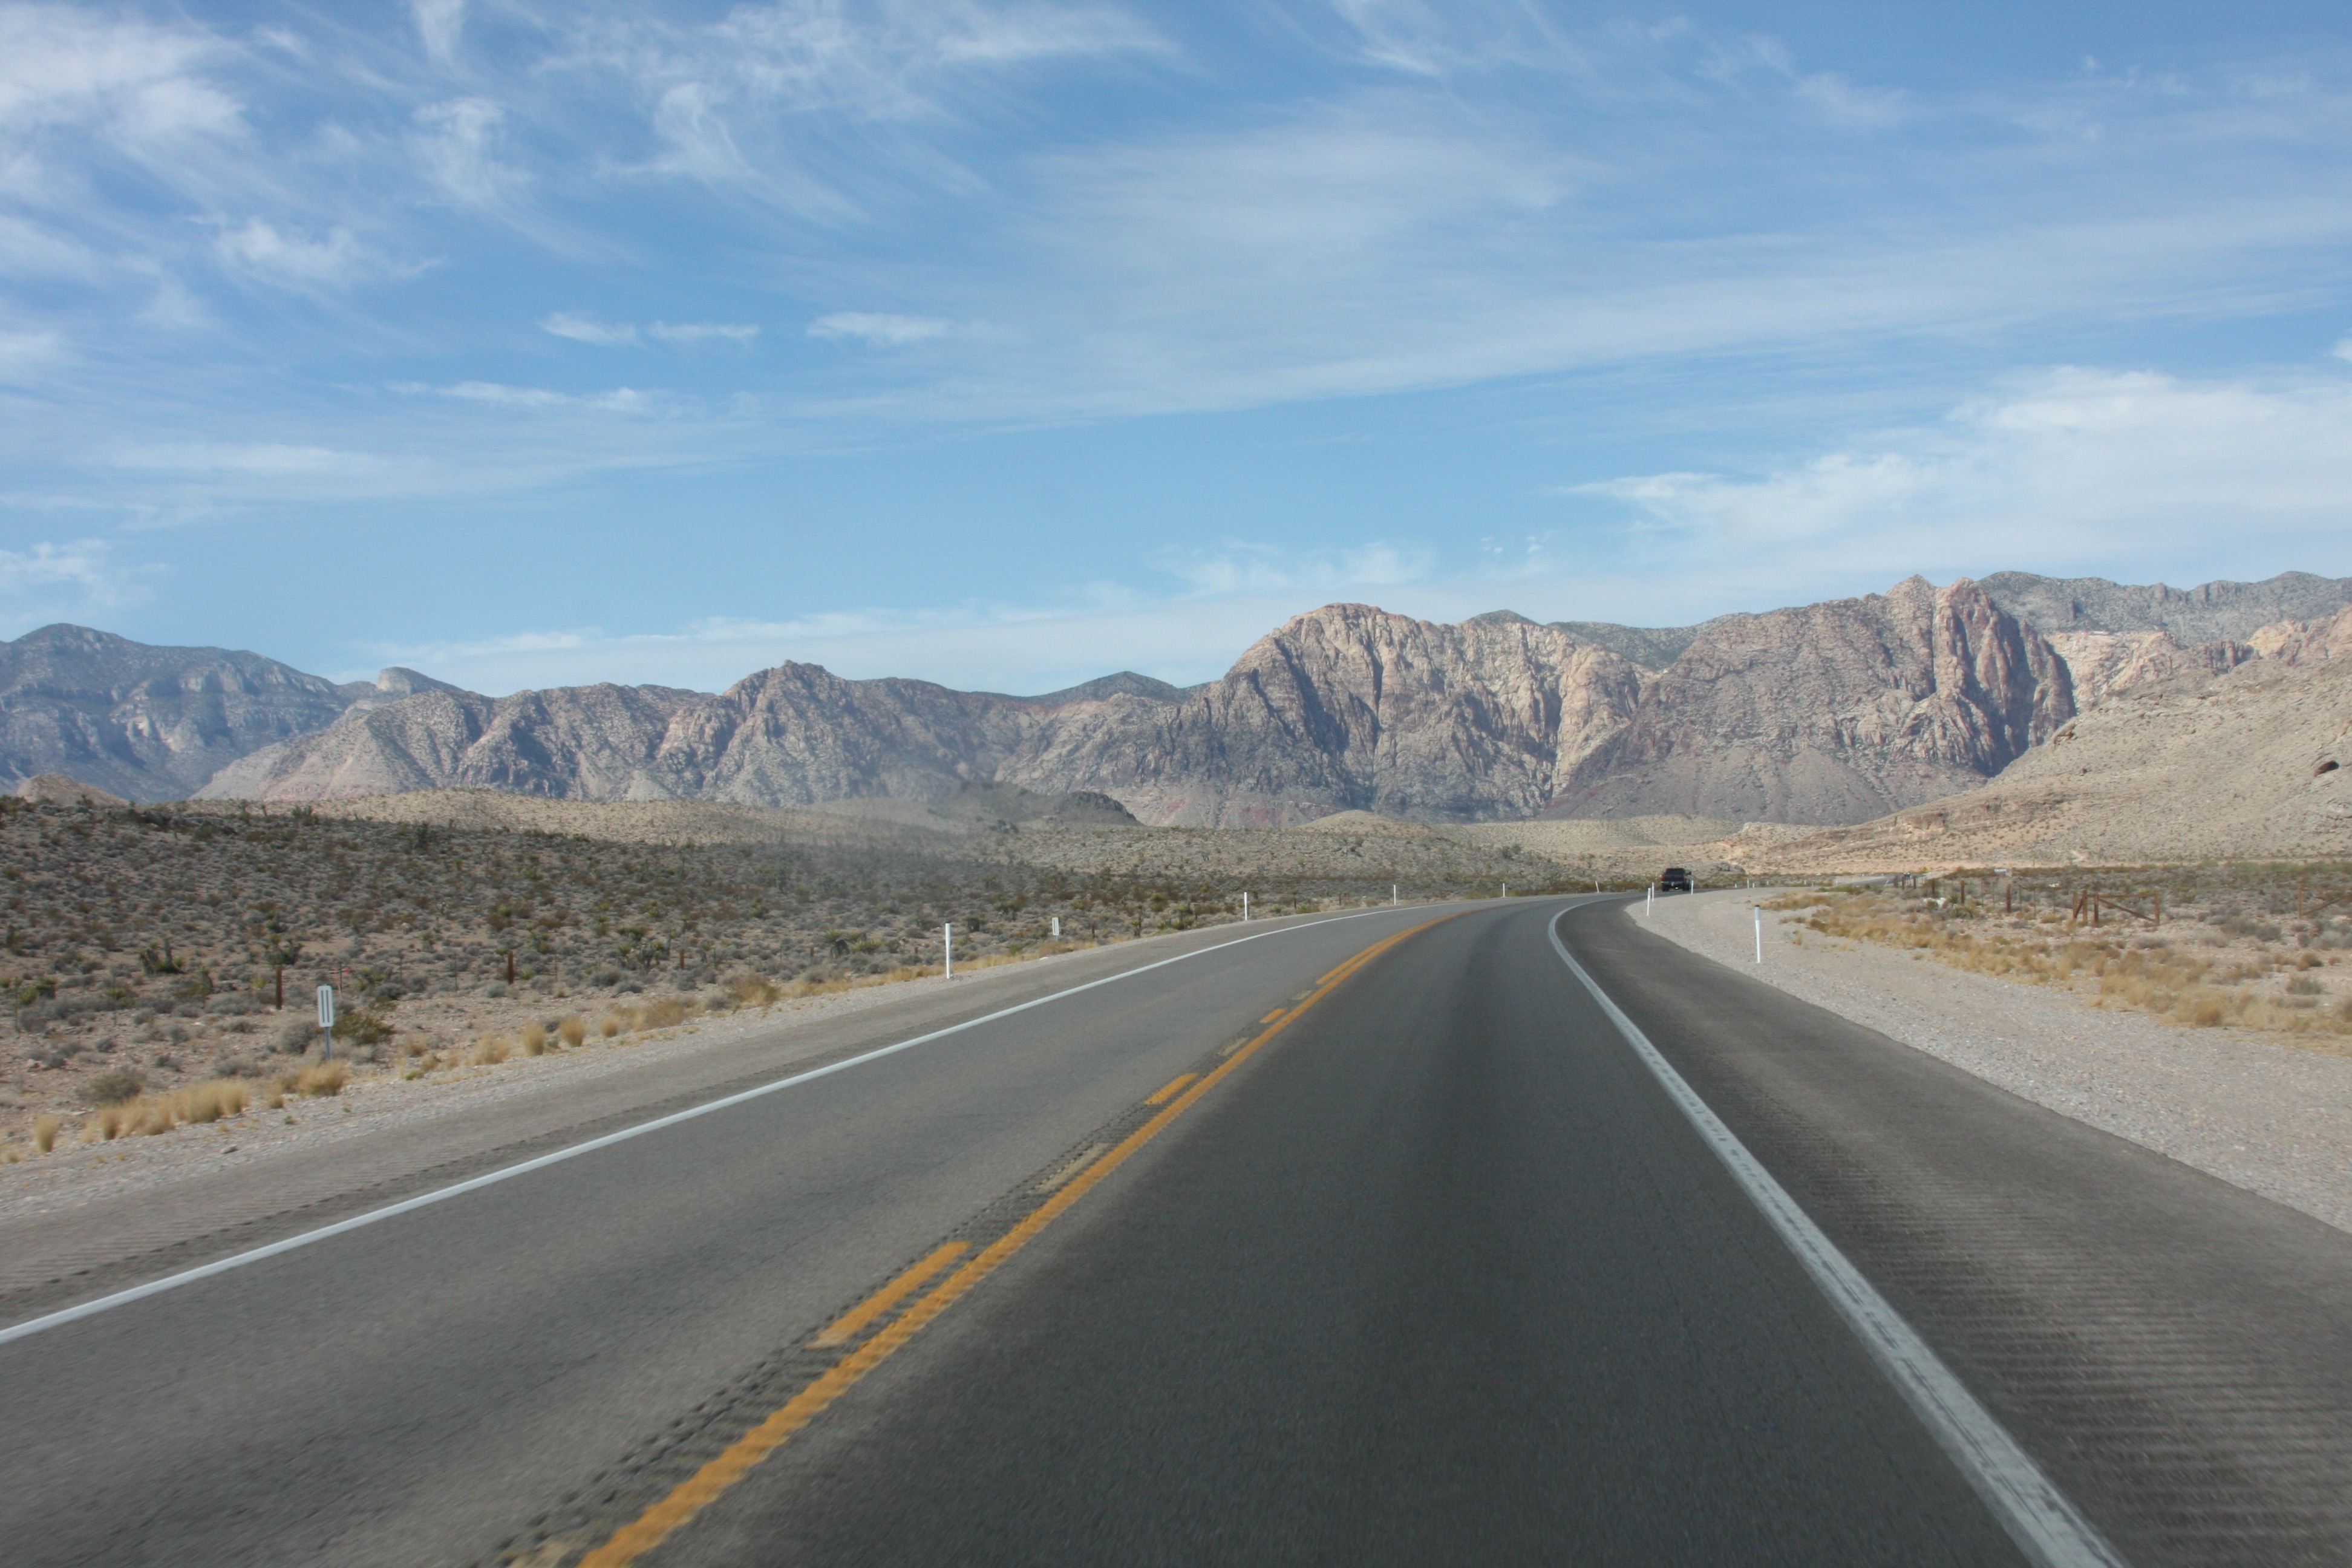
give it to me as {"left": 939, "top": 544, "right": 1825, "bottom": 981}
{"left": 2, "top": 897, "right": 2348, "bottom": 1566}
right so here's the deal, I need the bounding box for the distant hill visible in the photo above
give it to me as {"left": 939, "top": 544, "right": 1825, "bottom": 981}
{"left": 1973, "top": 570, "right": 2352, "bottom": 643}
{"left": 0, "top": 624, "right": 354, "bottom": 802}
{"left": 977, "top": 671, "right": 1194, "bottom": 705}
{"left": 17, "top": 567, "right": 2352, "bottom": 827}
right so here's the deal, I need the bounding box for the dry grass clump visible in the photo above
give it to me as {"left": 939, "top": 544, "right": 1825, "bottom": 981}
{"left": 725, "top": 975, "right": 782, "bottom": 1007}
{"left": 1787, "top": 878, "right": 2352, "bottom": 1041}
{"left": 519, "top": 1022, "right": 547, "bottom": 1056}
{"left": 82, "top": 1080, "right": 254, "bottom": 1140}
{"left": 296, "top": 1061, "right": 348, "bottom": 1097}
{"left": 33, "top": 1112, "right": 58, "bottom": 1153}
{"left": 558, "top": 1014, "right": 587, "bottom": 1048}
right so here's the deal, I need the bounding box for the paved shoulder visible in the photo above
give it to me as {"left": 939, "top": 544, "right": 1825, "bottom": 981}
{"left": 1561, "top": 898, "right": 2352, "bottom": 1567}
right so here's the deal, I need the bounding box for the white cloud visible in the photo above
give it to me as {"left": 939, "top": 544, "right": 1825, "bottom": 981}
{"left": 541, "top": 311, "right": 641, "bottom": 347}
{"left": 395, "top": 379, "right": 675, "bottom": 415}
{"left": 562, "top": 1, "right": 1163, "bottom": 216}
{"left": 1155, "top": 540, "right": 1431, "bottom": 596}
{"left": 0, "top": 537, "right": 160, "bottom": 629}
{"left": 543, "top": 313, "right": 758, "bottom": 347}
{"left": 0, "top": 5, "right": 240, "bottom": 145}
{"left": 0, "top": 212, "right": 88, "bottom": 277}
{"left": 808, "top": 310, "right": 952, "bottom": 345}
{"left": 356, "top": 588, "right": 1286, "bottom": 696}
{"left": 0, "top": 326, "right": 65, "bottom": 382}
{"left": 596, "top": 0, "right": 1163, "bottom": 122}
{"left": 413, "top": 97, "right": 523, "bottom": 209}
{"left": 414, "top": 0, "right": 465, "bottom": 69}
{"left": 1576, "top": 365, "right": 2352, "bottom": 586}
{"left": 214, "top": 217, "right": 370, "bottom": 287}
{"left": 113, "top": 441, "right": 385, "bottom": 477}
{"left": 648, "top": 320, "right": 758, "bottom": 345}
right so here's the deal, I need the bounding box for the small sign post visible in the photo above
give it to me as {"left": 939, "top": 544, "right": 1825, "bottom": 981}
{"left": 316, "top": 984, "right": 336, "bottom": 1060}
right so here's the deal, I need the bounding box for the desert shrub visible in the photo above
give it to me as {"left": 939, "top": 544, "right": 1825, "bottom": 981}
{"left": 2285, "top": 974, "right": 2325, "bottom": 995}
{"left": 334, "top": 1009, "right": 393, "bottom": 1047}
{"left": 519, "top": 1022, "right": 547, "bottom": 1056}
{"left": 298, "top": 1062, "right": 348, "bottom": 1097}
{"left": 32, "top": 1112, "right": 58, "bottom": 1152}
{"left": 80, "top": 1069, "right": 145, "bottom": 1105}
{"left": 727, "top": 973, "right": 783, "bottom": 1005}
{"left": 598, "top": 1013, "right": 622, "bottom": 1038}
{"left": 557, "top": 1014, "right": 587, "bottom": 1047}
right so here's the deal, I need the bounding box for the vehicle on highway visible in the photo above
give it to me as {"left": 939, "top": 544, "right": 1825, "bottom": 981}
{"left": 1658, "top": 866, "right": 1694, "bottom": 892}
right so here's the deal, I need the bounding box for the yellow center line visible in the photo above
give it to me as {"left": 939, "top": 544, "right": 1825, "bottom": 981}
{"left": 806, "top": 1241, "right": 969, "bottom": 1350}
{"left": 1259, "top": 1008, "right": 1287, "bottom": 1024}
{"left": 578, "top": 913, "right": 1453, "bottom": 1568}
{"left": 1144, "top": 1073, "right": 1198, "bottom": 1105}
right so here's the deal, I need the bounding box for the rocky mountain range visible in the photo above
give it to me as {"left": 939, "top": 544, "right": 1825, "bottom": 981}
{"left": 1728, "top": 604, "right": 2352, "bottom": 869}
{"left": 0, "top": 624, "right": 358, "bottom": 803}
{"left": 7, "top": 570, "right": 2348, "bottom": 826}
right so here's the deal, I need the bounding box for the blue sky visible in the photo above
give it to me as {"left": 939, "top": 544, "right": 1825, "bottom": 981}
{"left": 2, "top": 0, "right": 2350, "bottom": 694}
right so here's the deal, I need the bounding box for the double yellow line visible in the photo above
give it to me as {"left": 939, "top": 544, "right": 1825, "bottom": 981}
{"left": 577, "top": 914, "right": 1448, "bottom": 1567}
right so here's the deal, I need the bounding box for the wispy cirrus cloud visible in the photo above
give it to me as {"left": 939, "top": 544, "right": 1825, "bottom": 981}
{"left": 808, "top": 310, "right": 950, "bottom": 345}
{"left": 1154, "top": 539, "right": 1431, "bottom": 597}
{"left": 212, "top": 217, "right": 373, "bottom": 288}
{"left": 543, "top": 312, "right": 759, "bottom": 347}
{"left": 413, "top": 0, "right": 466, "bottom": 70}
{"left": 394, "top": 379, "right": 679, "bottom": 414}
{"left": 0, "top": 4, "right": 241, "bottom": 149}
{"left": 1571, "top": 365, "right": 2352, "bottom": 594}
{"left": 0, "top": 536, "right": 164, "bottom": 633}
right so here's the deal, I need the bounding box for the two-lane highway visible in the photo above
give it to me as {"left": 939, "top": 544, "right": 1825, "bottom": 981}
{"left": 4, "top": 897, "right": 2350, "bottom": 1566}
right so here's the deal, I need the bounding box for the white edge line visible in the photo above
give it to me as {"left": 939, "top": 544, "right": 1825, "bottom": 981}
{"left": 1546, "top": 911, "right": 2128, "bottom": 1568}
{"left": 0, "top": 906, "right": 1420, "bottom": 1348}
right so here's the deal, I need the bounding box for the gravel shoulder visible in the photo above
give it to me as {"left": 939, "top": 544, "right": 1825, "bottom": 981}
{"left": 1640, "top": 890, "right": 2352, "bottom": 1233}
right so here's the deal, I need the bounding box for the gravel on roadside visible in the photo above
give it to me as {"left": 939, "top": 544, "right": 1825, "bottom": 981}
{"left": 1638, "top": 890, "right": 2352, "bottom": 1234}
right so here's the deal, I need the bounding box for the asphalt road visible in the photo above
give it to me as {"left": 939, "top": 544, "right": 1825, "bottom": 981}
{"left": 3, "top": 897, "right": 2348, "bottom": 1566}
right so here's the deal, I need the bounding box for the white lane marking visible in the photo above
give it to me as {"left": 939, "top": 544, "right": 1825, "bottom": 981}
{"left": 0, "top": 906, "right": 1427, "bottom": 1348}
{"left": 1546, "top": 913, "right": 2129, "bottom": 1568}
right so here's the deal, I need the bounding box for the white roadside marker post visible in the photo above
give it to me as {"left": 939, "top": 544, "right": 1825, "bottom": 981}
{"left": 1755, "top": 906, "right": 1763, "bottom": 963}
{"left": 1051, "top": 916, "right": 1060, "bottom": 939}
{"left": 943, "top": 923, "right": 953, "bottom": 980}
{"left": 316, "top": 984, "right": 335, "bottom": 1060}
{"left": 1391, "top": 884, "right": 1397, "bottom": 905}
{"left": 1242, "top": 892, "right": 1249, "bottom": 923}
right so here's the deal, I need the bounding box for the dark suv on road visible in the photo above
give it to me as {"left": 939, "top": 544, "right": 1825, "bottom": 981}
{"left": 1658, "top": 866, "right": 1694, "bottom": 892}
